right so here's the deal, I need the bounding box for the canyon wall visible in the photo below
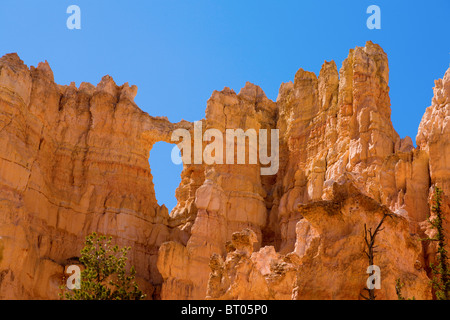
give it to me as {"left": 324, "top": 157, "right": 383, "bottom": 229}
{"left": 0, "top": 53, "right": 191, "bottom": 298}
{"left": 0, "top": 41, "right": 448, "bottom": 299}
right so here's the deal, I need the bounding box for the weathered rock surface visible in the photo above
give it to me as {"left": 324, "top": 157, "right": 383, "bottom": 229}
{"left": 0, "top": 41, "right": 449, "bottom": 299}
{"left": 206, "top": 229, "right": 299, "bottom": 300}
{"left": 0, "top": 53, "right": 190, "bottom": 299}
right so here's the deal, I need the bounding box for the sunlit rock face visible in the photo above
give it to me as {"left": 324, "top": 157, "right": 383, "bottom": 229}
{"left": 0, "top": 53, "right": 190, "bottom": 299}
{"left": 0, "top": 41, "right": 449, "bottom": 299}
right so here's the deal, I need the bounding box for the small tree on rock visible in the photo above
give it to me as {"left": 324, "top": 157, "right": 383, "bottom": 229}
{"left": 422, "top": 187, "right": 450, "bottom": 300}
{"left": 60, "top": 232, "right": 146, "bottom": 300}
{"left": 361, "top": 211, "right": 392, "bottom": 300}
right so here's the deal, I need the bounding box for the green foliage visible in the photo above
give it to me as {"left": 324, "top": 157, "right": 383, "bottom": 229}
{"left": 395, "top": 278, "right": 415, "bottom": 300}
{"left": 421, "top": 187, "right": 450, "bottom": 300}
{"left": 395, "top": 278, "right": 405, "bottom": 300}
{"left": 60, "top": 232, "right": 146, "bottom": 300}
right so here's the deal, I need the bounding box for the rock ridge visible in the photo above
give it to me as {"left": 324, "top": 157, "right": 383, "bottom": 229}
{"left": 0, "top": 41, "right": 449, "bottom": 299}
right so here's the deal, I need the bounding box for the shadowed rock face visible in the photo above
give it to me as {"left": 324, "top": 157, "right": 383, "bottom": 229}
{"left": 0, "top": 41, "right": 448, "bottom": 299}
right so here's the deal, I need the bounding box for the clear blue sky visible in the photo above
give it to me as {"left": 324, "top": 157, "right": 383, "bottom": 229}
{"left": 1, "top": 1, "right": 449, "bottom": 211}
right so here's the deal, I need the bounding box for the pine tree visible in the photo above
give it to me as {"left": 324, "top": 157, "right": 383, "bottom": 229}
{"left": 60, "top": 232, "right": 146, "bottom": 300}
{"left": 422, "top": 187, "right": 450, "bottom": 300}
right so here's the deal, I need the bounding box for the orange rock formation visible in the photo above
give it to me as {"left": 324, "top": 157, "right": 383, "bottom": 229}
{"left": 0, "top": 41, "right": 448, "bottom": 299}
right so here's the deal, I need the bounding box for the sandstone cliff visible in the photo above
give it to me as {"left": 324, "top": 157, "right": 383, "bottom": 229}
{"left": 0, "top": 41, "right": 448, "bottom": 299}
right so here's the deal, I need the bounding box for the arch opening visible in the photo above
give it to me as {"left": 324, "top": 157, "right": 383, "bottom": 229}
{"left": 149, "top": 141, "right": 183, "bottom": 214}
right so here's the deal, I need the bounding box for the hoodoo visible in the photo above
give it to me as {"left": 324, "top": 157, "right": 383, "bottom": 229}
{"left": 0, "top": 41, "right": 449, "bottom": 300}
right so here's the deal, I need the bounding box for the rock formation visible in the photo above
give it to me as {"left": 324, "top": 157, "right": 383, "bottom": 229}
{"left": 0, "top": 41, "right": 449, "bottom": 299}
{"left": 0, "top": 53, "right": 191, "bottom": 298}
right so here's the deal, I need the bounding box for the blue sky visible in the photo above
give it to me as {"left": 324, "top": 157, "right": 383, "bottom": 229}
{"left": 1, "top": 1, "right": 449, "bottom": 211}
